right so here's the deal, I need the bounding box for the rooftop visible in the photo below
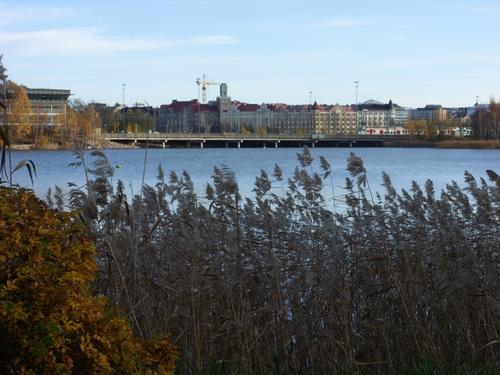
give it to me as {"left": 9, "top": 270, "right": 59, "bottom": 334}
{"left": 161, "top": 99, "right": 217, "bottom": 112}
{"left": 27, "top": 88, "right": 71, "bottom": 101}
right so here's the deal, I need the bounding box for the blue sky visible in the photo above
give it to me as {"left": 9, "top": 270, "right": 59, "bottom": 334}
{"left": 1, "top": 0, "right": 499, "bottom": 107}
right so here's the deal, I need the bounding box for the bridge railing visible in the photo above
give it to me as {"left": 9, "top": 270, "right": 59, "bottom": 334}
{"left": 102, "top": 132, "right": 409, "bottom": 140}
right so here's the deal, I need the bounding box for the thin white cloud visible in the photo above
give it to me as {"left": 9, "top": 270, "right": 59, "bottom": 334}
{"left": 0, "top": 28, "right": 238, "bottom": 56}
{"left": 0, "top": 3, "right": 76, "bottom": 25}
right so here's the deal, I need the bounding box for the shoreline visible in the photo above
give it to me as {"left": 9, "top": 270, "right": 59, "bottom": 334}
{"left": 433, "top": 139, "right": 500, "bottom": 149}
{"left": 11, "top": 140, "right": 139, "bottom": 151}
{"left": 385, "top": 139, "right": 500, "bottom": 149}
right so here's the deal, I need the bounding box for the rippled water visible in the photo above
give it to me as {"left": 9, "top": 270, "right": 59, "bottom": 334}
{"left": 8, "top": 147, "right": 500, "bottom": 199}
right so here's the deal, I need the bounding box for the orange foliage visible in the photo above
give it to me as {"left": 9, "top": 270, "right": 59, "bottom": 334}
{"left": 0, "top": 188, "right": 177, "bottom": 374}
{"left": 6, "top": 82, "right": 32, "bottom": 140}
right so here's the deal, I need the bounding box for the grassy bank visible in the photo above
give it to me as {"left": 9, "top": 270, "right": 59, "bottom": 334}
{"left": 435, "top": 139, "right": 500, "bottom": 149}
{"left": 385, "top": 138, "right": 500, "bottom": 149}
{"left": 11, "top": 140, "right": 137, "bottom": 150}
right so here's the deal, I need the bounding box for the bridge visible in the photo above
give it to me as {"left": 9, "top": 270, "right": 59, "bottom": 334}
{"left": 102, "top": 132, "right": 410, "bottom": 148}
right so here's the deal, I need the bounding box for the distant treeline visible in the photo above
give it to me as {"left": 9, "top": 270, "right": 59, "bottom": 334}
{"left": 470, "top": 100, "right": 500, "bottom": 140}
{"left": 2, "top": 81, "right": 154, "bottom": 147}
{"left": 46, "top": 148, "right": 500, "bottom": 374}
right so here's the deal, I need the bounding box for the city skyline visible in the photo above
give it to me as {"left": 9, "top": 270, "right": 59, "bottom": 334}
{"left": 1, "top": 0, "right": 499, "bottom": 108}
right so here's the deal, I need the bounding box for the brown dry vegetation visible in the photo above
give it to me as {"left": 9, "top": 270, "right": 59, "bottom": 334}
{"left": 436, "top": 139, "right": 500, "bottom": 149}
{"left": 44, "top": 148, "right": 500, "bottom": 374}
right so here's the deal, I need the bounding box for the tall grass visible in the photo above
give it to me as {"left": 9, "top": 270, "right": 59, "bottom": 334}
{"left": 436, "top": 139, "right": 500, "bottom": 149}
{"left": 48, "top": 148, "right": 500, "bottom": 374}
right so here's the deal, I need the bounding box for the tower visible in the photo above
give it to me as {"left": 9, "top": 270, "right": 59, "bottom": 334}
{"left": 217, "top": 83, "right": 231, "bottom": 109}
{"left": 217, "top": 83, "right": 232, "bottom": 132}
{"left": 220, "top": 83, "right": 228, "bottom": 98}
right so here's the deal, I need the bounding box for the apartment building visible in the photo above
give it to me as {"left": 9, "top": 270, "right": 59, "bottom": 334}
{"left": 157, "top": 85, "right": 409, "bottom": 135}
{"left": 356, "top": 100, "right": 409, "bottom": 134}
{"left": 156, "top": 99, "right": 219, "bottom": 133}
{"left": 409, "top": 104, "right": 448, "bottom": 122}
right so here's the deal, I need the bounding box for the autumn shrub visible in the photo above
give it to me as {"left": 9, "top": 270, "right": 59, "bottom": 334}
{"left": 0, "top": 187, "right": 177, "bottom": 374}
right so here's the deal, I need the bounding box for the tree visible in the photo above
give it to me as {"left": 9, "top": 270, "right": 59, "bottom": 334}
{"left": 7, "top": 82, "right": 32, "bottom": 141}
{"left": 0, "top": 56, "right": 7, "bottom": 124}
{"left": 406, "top": 120, "right": 425, "bottom": 139}
{"left": 124, "top": 108, "right": 154, "bottom": 133}
{"left": 296, "top": 127, "right": 308, "bottom": 136}
{"left": 489, "top": 97, "right": 500, "bottom": 139}
{"left": 0, "top": 187, "right": 178, "bottom": 374}
{"left": 52, "top": 111, "right": 66, "bottom": 144}
{"left": 65, "top": 101, "right": 106, "bottom": 142}
{"left": 78, "top": 105, "right": 97, "bottom": 140}
{"left": 68, "top": 99, "right": 93, "bottom": 141}
{"left": 65, "top": 105, "right": 79, "bottom": 143}
{"left": 471, "top": 97, "right": 500, "bottom": 140}
{"left": 127, "top": 121, "right": 135, "bottom": 133}
{"left": 32, "top": 103, "right": 50, "bottom": 147}
{"left": 241, "top": 125, "right": 253, "bottom": 135}
{"left": 424, "top": 119, "right": 438, "bottom": 140}
{"left": 96, "top": 106, "right": 118, "bottom": 133}
{"left": 256, "top": 126, "right": 267, "bottom": 136}
{"left": 0, "top": 55, "right": 10, "bottom": 182}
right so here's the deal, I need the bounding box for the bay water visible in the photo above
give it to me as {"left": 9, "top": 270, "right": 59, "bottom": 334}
{"left": 8, "top": 148, "right": 500, "bottom": 201}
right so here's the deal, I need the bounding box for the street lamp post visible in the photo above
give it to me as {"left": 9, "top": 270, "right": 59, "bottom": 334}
{"left": 141, "top": 100, "right": 152, "bottom": 132}
{"left": 122, "top": 83, "right": 126, "bottom": 132}
{"left": 354, "top": 81, "right": 359, "bottom": 105}
{"left": 354, "top": 81, "right": 360, "bottom": 135}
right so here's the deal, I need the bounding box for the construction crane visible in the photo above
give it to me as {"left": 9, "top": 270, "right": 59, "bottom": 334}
{"left": 196, "top": 74, "right": 219, "bottom": 104}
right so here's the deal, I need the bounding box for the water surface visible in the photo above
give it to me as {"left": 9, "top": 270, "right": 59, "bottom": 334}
{"left": 9, "top": 148, "right": 500, "bottom": 200}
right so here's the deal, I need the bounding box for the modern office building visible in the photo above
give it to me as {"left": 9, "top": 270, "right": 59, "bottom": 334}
{"left": 4, "top": 87, "right": 71, "bottom": 127}
{"left": 26, "top": 88, "right": 71, "bottom": 127}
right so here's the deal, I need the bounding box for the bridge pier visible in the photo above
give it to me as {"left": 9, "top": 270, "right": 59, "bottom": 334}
{"left": 263, "top": 142, "right": 266, "bottom": 149}
{"left": 200, "top": 141, "right": 204, "bottom": 149}
{"left": 274, "top": 142, "right": 278, "bottom": 148}
{"left": 237, "top": 141, "right": 241, "bottom": 148}
{"left": 162, "top": 141, "right": 166, "bottom": 149}
{"left": 312, "top": 142, "right": 315, "bottom": 148}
